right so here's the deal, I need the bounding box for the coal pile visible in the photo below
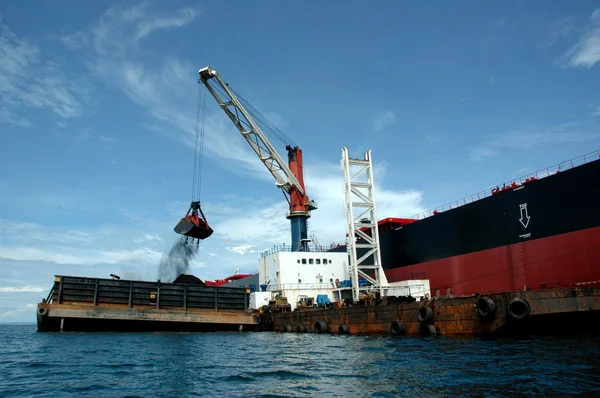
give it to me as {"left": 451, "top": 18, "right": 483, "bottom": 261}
{"left": 157, "top": 237, "right": 199, "bottom": 283}
{"left": 173, "top": 274, "right": 206, "bottom": 285}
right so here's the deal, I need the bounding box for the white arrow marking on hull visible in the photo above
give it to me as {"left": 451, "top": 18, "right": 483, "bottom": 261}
{"left": 519, "top": 203, "right": 530, "bottom": 228}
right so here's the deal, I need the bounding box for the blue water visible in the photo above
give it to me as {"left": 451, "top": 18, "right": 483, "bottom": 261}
{"left": 1, "top": 324, "right": 600, "bottom": 397}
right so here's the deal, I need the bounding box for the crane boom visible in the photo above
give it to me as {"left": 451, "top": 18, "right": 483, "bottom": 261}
{"left": 199, "top": 67, "right": 302, "bottom": 194}
{"left": 198, "top": 66, "right": 317, "bottom": 251}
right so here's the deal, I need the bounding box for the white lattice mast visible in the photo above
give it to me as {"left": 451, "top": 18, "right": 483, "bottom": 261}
{"left": 341, "top": 147, "right": 388, "bottom": 302}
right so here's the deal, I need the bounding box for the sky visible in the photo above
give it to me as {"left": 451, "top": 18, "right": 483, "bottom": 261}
{"left": 1, "top": 0, "right": 600, "bottom": 322}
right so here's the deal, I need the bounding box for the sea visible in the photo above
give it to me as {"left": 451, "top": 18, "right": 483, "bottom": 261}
{"left": 1, "top": 324, "right": 599, "bottom": 398}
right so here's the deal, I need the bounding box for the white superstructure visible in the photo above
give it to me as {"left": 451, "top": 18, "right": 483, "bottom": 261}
{"left": 254, "top": 250, "right": 349, "bottom": 310}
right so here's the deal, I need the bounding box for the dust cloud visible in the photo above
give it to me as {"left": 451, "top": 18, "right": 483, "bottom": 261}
{"left": 157, "top": 237, "right": 200, "bottom": 282}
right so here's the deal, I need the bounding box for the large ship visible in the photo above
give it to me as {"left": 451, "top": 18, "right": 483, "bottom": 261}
{"left": 330, "top": 150, "right": 600, "bottom": 297}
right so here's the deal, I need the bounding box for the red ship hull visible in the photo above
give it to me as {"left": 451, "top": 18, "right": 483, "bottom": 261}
{"left": 386, "top": 225, "right": 600, "bottom": 296}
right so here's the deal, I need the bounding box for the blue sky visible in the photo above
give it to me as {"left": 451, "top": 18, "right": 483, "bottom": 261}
{"left": 1, "top": 1, "right": 600, "bottom": 322}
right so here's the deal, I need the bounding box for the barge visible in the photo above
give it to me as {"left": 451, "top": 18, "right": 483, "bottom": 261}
{"left": 36, "top": 275, "right": 257, "bottom": 332}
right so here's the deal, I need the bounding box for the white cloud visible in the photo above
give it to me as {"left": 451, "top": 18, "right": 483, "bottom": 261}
{"left": 563, "top": 9, "right": 600, "bottom": 68}
{"left": 592, "top": 106, "right": 600, "bottom": 116}
{"left": 133, "top": 7, "right": 200, "bottom": 41}
{"left": 207, "top": 160, "right": 425, "bottom": 249}
{"left": 373, "top": 110, "right": 398, "bottom": 131}
{"left": 0, "top": 286, "right": 46, "bottom": 293}
{"left": 226, "top": 245, "right": 255, "bottom": 255}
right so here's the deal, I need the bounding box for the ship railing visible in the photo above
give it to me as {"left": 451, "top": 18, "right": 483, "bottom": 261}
{"left": 410, "top": 149, "right": 600, "bottom": 221}
{"left": 277, "top": 282, "right": 336, "bottom": 291}
{"left": 259, "top": 244, "right": 339, "bottom": 258}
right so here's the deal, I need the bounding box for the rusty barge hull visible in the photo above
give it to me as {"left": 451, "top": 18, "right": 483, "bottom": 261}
{"left": 37, "top": 275, "right": 258, "bottom": 332}
{"left": 266, "top": 287, "right": 600, "bottom": 336}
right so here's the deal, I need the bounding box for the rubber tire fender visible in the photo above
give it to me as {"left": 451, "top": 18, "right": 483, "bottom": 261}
{"left": 284, "top": 324, "right": 293, "bottom": 333}
{"left": 507, "top": 297, "right": 531, "bottom": 320}
{"left": 417, "top": 306, "right": 434, "bottom": 323}
{"left": 475, "top": 297, "right": 497, "bottom": 320}
{"left": 338, "top": 324, "right": 349, "bottom": 334}
{"left": 296, "top": 324, "right": 306, "bottom": 333}
{"left": 425, "top": 324, "right": 437, "bottom": 336}
{"left": 390, "top": 320, "right": 406, "bottom": 335}
{"left": 314, "top": 320, "right": 329, "bottom": 334}
{"left": 37, "top": 307, "right": 47, "bottom": 316}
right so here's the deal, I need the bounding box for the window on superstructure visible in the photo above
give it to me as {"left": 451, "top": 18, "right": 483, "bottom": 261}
{"left": 316, "top": 259, "right": 321, "bottom": 264}
{"left": 297, "top": 260, "right": 300, "bottom": 263}
{"left": 323, "top": 258, "right": 327, "bottom": 264}
{"left": 298, "top": 279, "right": 301, "bottom": 283}
{"left": 302, "top": 259, "right": 306, "bottom": 264}
{"left": 319, "top": 278, "right": 323, "bottom": 283}
{"left": 309, "top": 259, "right": 314, "bottom": 264}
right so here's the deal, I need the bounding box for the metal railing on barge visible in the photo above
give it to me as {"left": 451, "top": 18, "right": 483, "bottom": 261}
{"left": 409, "top": 149, "right": 600, "bottom": 221}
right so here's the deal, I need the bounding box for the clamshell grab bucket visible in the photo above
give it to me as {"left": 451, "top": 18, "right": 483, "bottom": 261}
{"left": 174, "top": 202, "right": 213, "bottom": 240}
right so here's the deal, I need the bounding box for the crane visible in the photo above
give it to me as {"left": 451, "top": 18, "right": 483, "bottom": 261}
{"left": 193, "top": 66, "right": 317, "bottom": 252}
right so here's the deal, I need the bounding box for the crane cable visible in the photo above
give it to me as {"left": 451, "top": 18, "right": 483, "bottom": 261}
{"left": 192, "top": 83, "right": 207, "bottom": 202}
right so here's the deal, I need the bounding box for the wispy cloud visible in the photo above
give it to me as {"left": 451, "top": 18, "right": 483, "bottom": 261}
{"left": 0, "top": 106, "right": 32, "bottom": 127}
{"left": 591, "top": 106, "right": 600, "bottom": 116}
{"left": 0, "top": 23, "right": 90, "bottom": 126}
{"left": 469, "top": 123, "right": 600, "bottom": 161}
{"left": 0, "top": 303, "right": 37, "bottom": 321}
{"left": 469, "top": 146, "right": 498, "bottom": 162}
{"left": 0, "top": 286, "right": 46, "bottom": 293}
{"left": 489, "top": 19, "right": 506, "bottom": 28}
{"left": 133, "top": 233, "right": 163, "bottom": 244}
{"left": 59, "top": 30, "right": 89, "bottom": 50}
{"left": 54, "top": 128, "right": 116, "bottom": 144}
{"left": 373, "top": 110, "right": 398, "bottom": 131}
{"left": 540, "top": 16, "right": 577, "bottom": 48}
{"left": 58, "top": 3, "right": 271, "bottom": 181}
{"left": 133, "top": 7, "right": 200, "bottom": 41}
{"left": 562, "top": 9, "right": 600, "bottom": 68}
